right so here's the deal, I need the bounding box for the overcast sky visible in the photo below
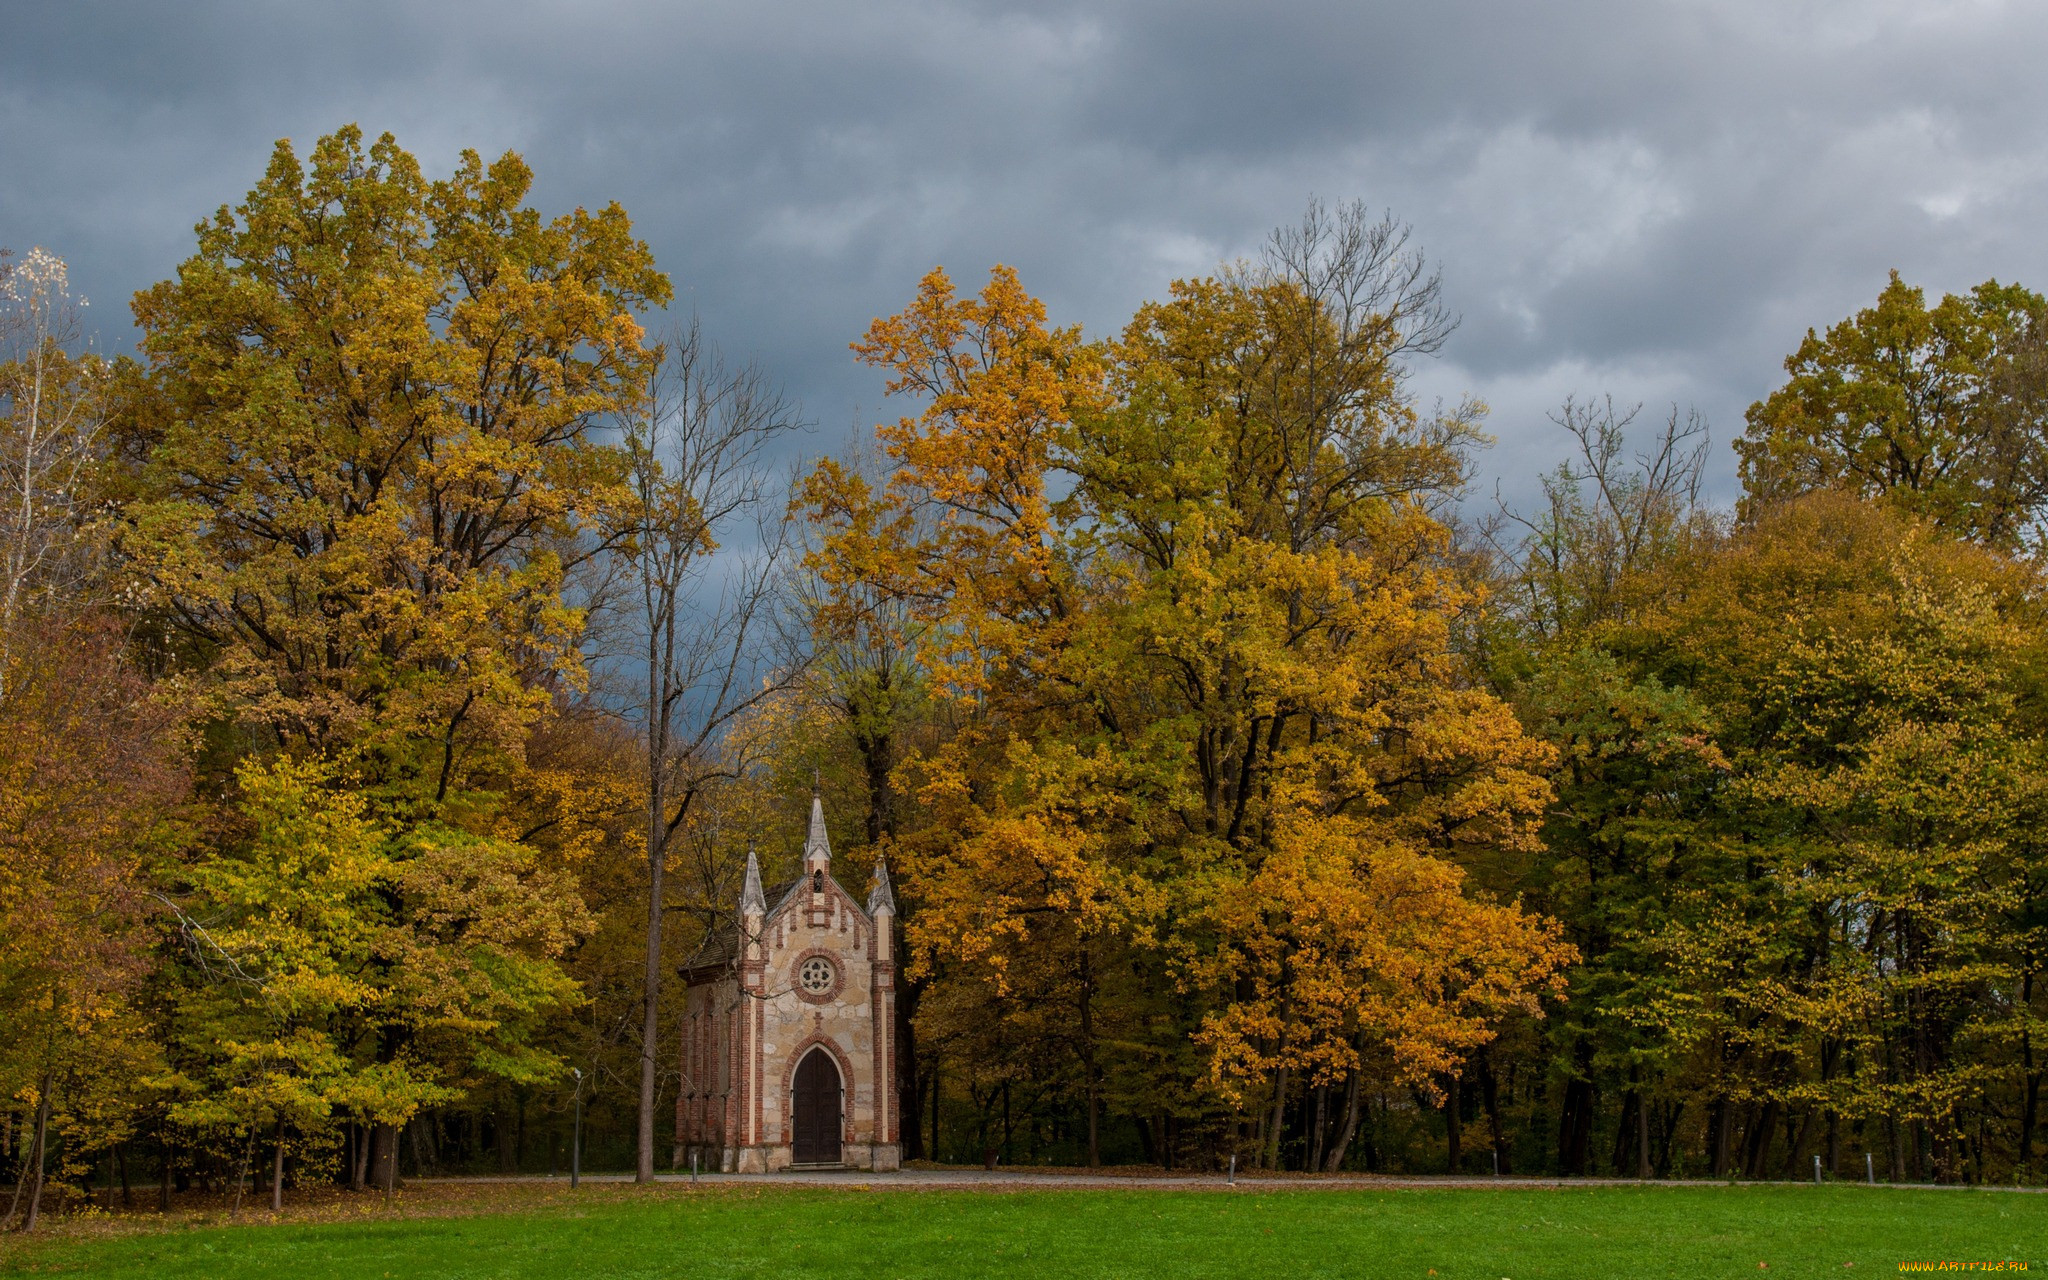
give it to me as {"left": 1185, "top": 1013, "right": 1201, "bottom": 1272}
{"left": 6, "top": 0, "right": 2044, "bottom": 508}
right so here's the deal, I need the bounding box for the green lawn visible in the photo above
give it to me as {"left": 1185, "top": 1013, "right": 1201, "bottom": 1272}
{"left": 0, "top": 1183, "right": 2038, "bottom": 1279}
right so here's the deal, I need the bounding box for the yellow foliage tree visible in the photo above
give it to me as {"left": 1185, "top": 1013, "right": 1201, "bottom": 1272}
{"left": 808, "top": 203, "right": 1574, "bottom": 1170}
{"left": 117, "top": 124, "right": 669, "bottom": 814}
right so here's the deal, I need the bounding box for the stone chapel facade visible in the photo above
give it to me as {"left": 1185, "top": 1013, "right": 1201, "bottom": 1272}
{"left": 673, "top": 792, "right": 902, "bottom": 1172}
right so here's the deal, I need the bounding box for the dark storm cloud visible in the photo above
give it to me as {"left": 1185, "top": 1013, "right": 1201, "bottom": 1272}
{"left": 6, "top": 0, "right": 2045, "bottom": 504}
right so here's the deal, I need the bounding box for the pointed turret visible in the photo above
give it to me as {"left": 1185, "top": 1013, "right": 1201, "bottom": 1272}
{"left": 802, "top": 781, "right": 832, "bottom": 876}
{"left": 867, "top": 858, "right": 896, "bottom": 917}
{"left": 740, "top": 841, "right": 765, "bottom": 917}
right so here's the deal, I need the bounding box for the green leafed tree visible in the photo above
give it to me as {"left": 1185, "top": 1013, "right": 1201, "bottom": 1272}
{"left": 162, "top": 756, "right": 588, "bottom": 1207}
{"left": 1736, "top": 272, "right": 2048, "bottom": 549}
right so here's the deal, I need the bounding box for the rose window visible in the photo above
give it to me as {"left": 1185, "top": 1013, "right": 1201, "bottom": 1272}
{"left": 799, "top": 957, "right": 836, "bottom": 995}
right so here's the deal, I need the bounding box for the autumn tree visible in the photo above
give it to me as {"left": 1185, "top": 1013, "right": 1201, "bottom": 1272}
{"left": 1736, "top": 273, "right": 2048, "bottom": 548}
{"left": 786, "top": 453, "right": 938, "bottom": 1152}
{"left": 0, "top": 619, "right": 185, "bottom": 1231}
{"left": 809, "top": 202, "right": 1575, "bottom": 1171}
{"left": 115, "top": 124, "right": 663, "bottom": 1183}
{"left": 0, "top": 246, "right": 186, "bottom": 1231}
{"left": 1060, "top": 204, "right": 1571, "bottom": 1169}
{"left": 117, "top": 124, "right": 669, "bottom": 807}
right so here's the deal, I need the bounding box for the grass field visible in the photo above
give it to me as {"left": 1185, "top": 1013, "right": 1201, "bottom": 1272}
{"left": 0, "top": 1180, "right": 2038, "bottom": 1279}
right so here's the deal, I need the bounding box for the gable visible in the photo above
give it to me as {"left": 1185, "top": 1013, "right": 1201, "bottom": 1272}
{"left": 680, "top": 871, "right": 875, "bottom": 985}
{"left": 762, "top": 870, "right": 872, "bottom": 963}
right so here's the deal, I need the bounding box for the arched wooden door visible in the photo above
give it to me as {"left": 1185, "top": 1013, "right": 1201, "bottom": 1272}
{"left": 791, "top": 1048, "right": 843, "bottom": 1165}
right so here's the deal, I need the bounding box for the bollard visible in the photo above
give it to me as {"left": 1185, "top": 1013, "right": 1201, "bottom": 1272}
{"left": 1227, "top": 1153, "right": 1236, "bottom": 1186}
{"left": 692, "top": 1151, "right": 699, "bottom": 1185}
{"left": 1866, "top": 1152, "right": 1875, "bottom": 1185}
{"left": 1493, "top": 1150, "right": 1500, "bottom": 1178}
{"left": 1813, "top": 1154, "right": 1822, "bottom": 1185}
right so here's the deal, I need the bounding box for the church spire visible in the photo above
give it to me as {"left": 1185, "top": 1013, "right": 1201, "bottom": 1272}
{"left": 740, "top": 840, "right": 765, "bottom": 915}
{"left": 867, "top": 857, "right": 896, "bottom": 916}
{"left": 803, "top": 777, "right": 831, "bottom": 874}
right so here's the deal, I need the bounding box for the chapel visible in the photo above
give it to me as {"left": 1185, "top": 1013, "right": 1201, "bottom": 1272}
{"left": 673, "top": 790, "right": 902, "bottom": 1172}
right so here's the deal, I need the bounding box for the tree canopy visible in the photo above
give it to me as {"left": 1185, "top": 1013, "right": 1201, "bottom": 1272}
{"left": 3, "top": 145, "right": 2046, "bottom": 1227}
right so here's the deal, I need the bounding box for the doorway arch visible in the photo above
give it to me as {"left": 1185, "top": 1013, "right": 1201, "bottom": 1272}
{"left": 790, "top": 1047, "right": 843, "bottom": 1165}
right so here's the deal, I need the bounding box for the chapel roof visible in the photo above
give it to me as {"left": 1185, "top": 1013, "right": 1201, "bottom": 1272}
{"left": 677, "top": 792, "right": 891, "bottom": 984}
{"left": 679, "top": 878, "right": 800, "bottom": 976}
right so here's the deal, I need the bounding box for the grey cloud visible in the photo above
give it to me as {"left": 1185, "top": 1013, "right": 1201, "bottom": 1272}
{"left": 6, "top": 0, "right": 2046, "bottom": 510}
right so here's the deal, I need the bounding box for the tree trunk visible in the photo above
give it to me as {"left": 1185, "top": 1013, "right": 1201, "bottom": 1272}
{"left": 6, "top": 1085, "right": 51, "bottom": 1232}
{"left": 516, "top": 1092, "right": 528, "bottom": 1170}
{"left": 117, "top": 1141, "right": 131, "bottom": 1207}
{"left": 411, "top": 1115, "right": 435, "bottom": 1176}
{"left": 1558, "top": 1077, "right": 1593, "bottom": 1175}
{"left": 860, "top": 726, "right": 894, "bottom": 847}
{"left": 1555, "top": 1038, "right": 1595, "bottom": 1175}
{"left": 20, "top": 1106, "right": 46, "bottom": 1234}
{"left": 1477, "top": 1048, "right": 1507, "bottom": 1175}
{"left": 1324, "top": 1066, "right": 1364, "bottom": 1173}
{"left": 2021, "top": 971, "right": 2039, "bottom": 1174}
{"left": 2024, "top": 1068, "right": 2042, "bottom": 1176}
{"left": 230, "top": 1126, "right": 254, "bottom": 1219}
{"left": 1609, "top": 1090, "right": 1636, "bottom": 1176}
{"left": 369, "top": 1123, "right": 400, "bottom": 1203}
{"left": 637, "top": 753, "right": 667, "bottom": 1185}
{"left": 1265, "top": 1063, "right": 1290, "bottom": 1172}
{"left": 1443, "top": 1076, "right": 1462, "bottom": 1174}
{"left": 1709, "top": 1097, "right": 1733, "bottom": 1177}
{"left": 159, "top": 1129, "right": 173, "bottom": 1212}
{"left": 898, "top": 959, "right": 927, "bottom": 1161}
{"left": 270, "top": 1115, "right": 286, "bottom": 1212}
{"left": 1655, "top": 1100, "right": 1683, "bottom": 1177}
{"left": 1637, "top": 1094, "right": 1652, "bottom": 1178}
{"left": 1780, "top": 1108, "right": 1818, "bottom": 1180}
{"left": 1308, "top": 1084, "right": 1329, "bottom": 1174}
{"left": 1079, "top": 947, "right": 1100, "bottom": 1167}
{"left": 1742, "top": 1100, "right": 1779, "bottom": 1180}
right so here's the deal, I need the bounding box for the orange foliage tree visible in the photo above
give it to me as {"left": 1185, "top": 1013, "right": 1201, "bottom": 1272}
{"left": 805, "top": 203, "right": 1574, "bottom": 1170}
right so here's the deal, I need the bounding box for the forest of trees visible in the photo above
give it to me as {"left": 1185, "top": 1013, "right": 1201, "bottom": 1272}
{"left": 3, "top": 125, "right": 2045, "bottom": 1229}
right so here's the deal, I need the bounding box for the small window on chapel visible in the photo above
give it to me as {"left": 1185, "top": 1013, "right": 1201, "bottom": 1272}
{"left": 799, "top": 956, "right": 835, "bottom": 995}
{"left": 812, "top": 870, "right": 824, "bottom": 893}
